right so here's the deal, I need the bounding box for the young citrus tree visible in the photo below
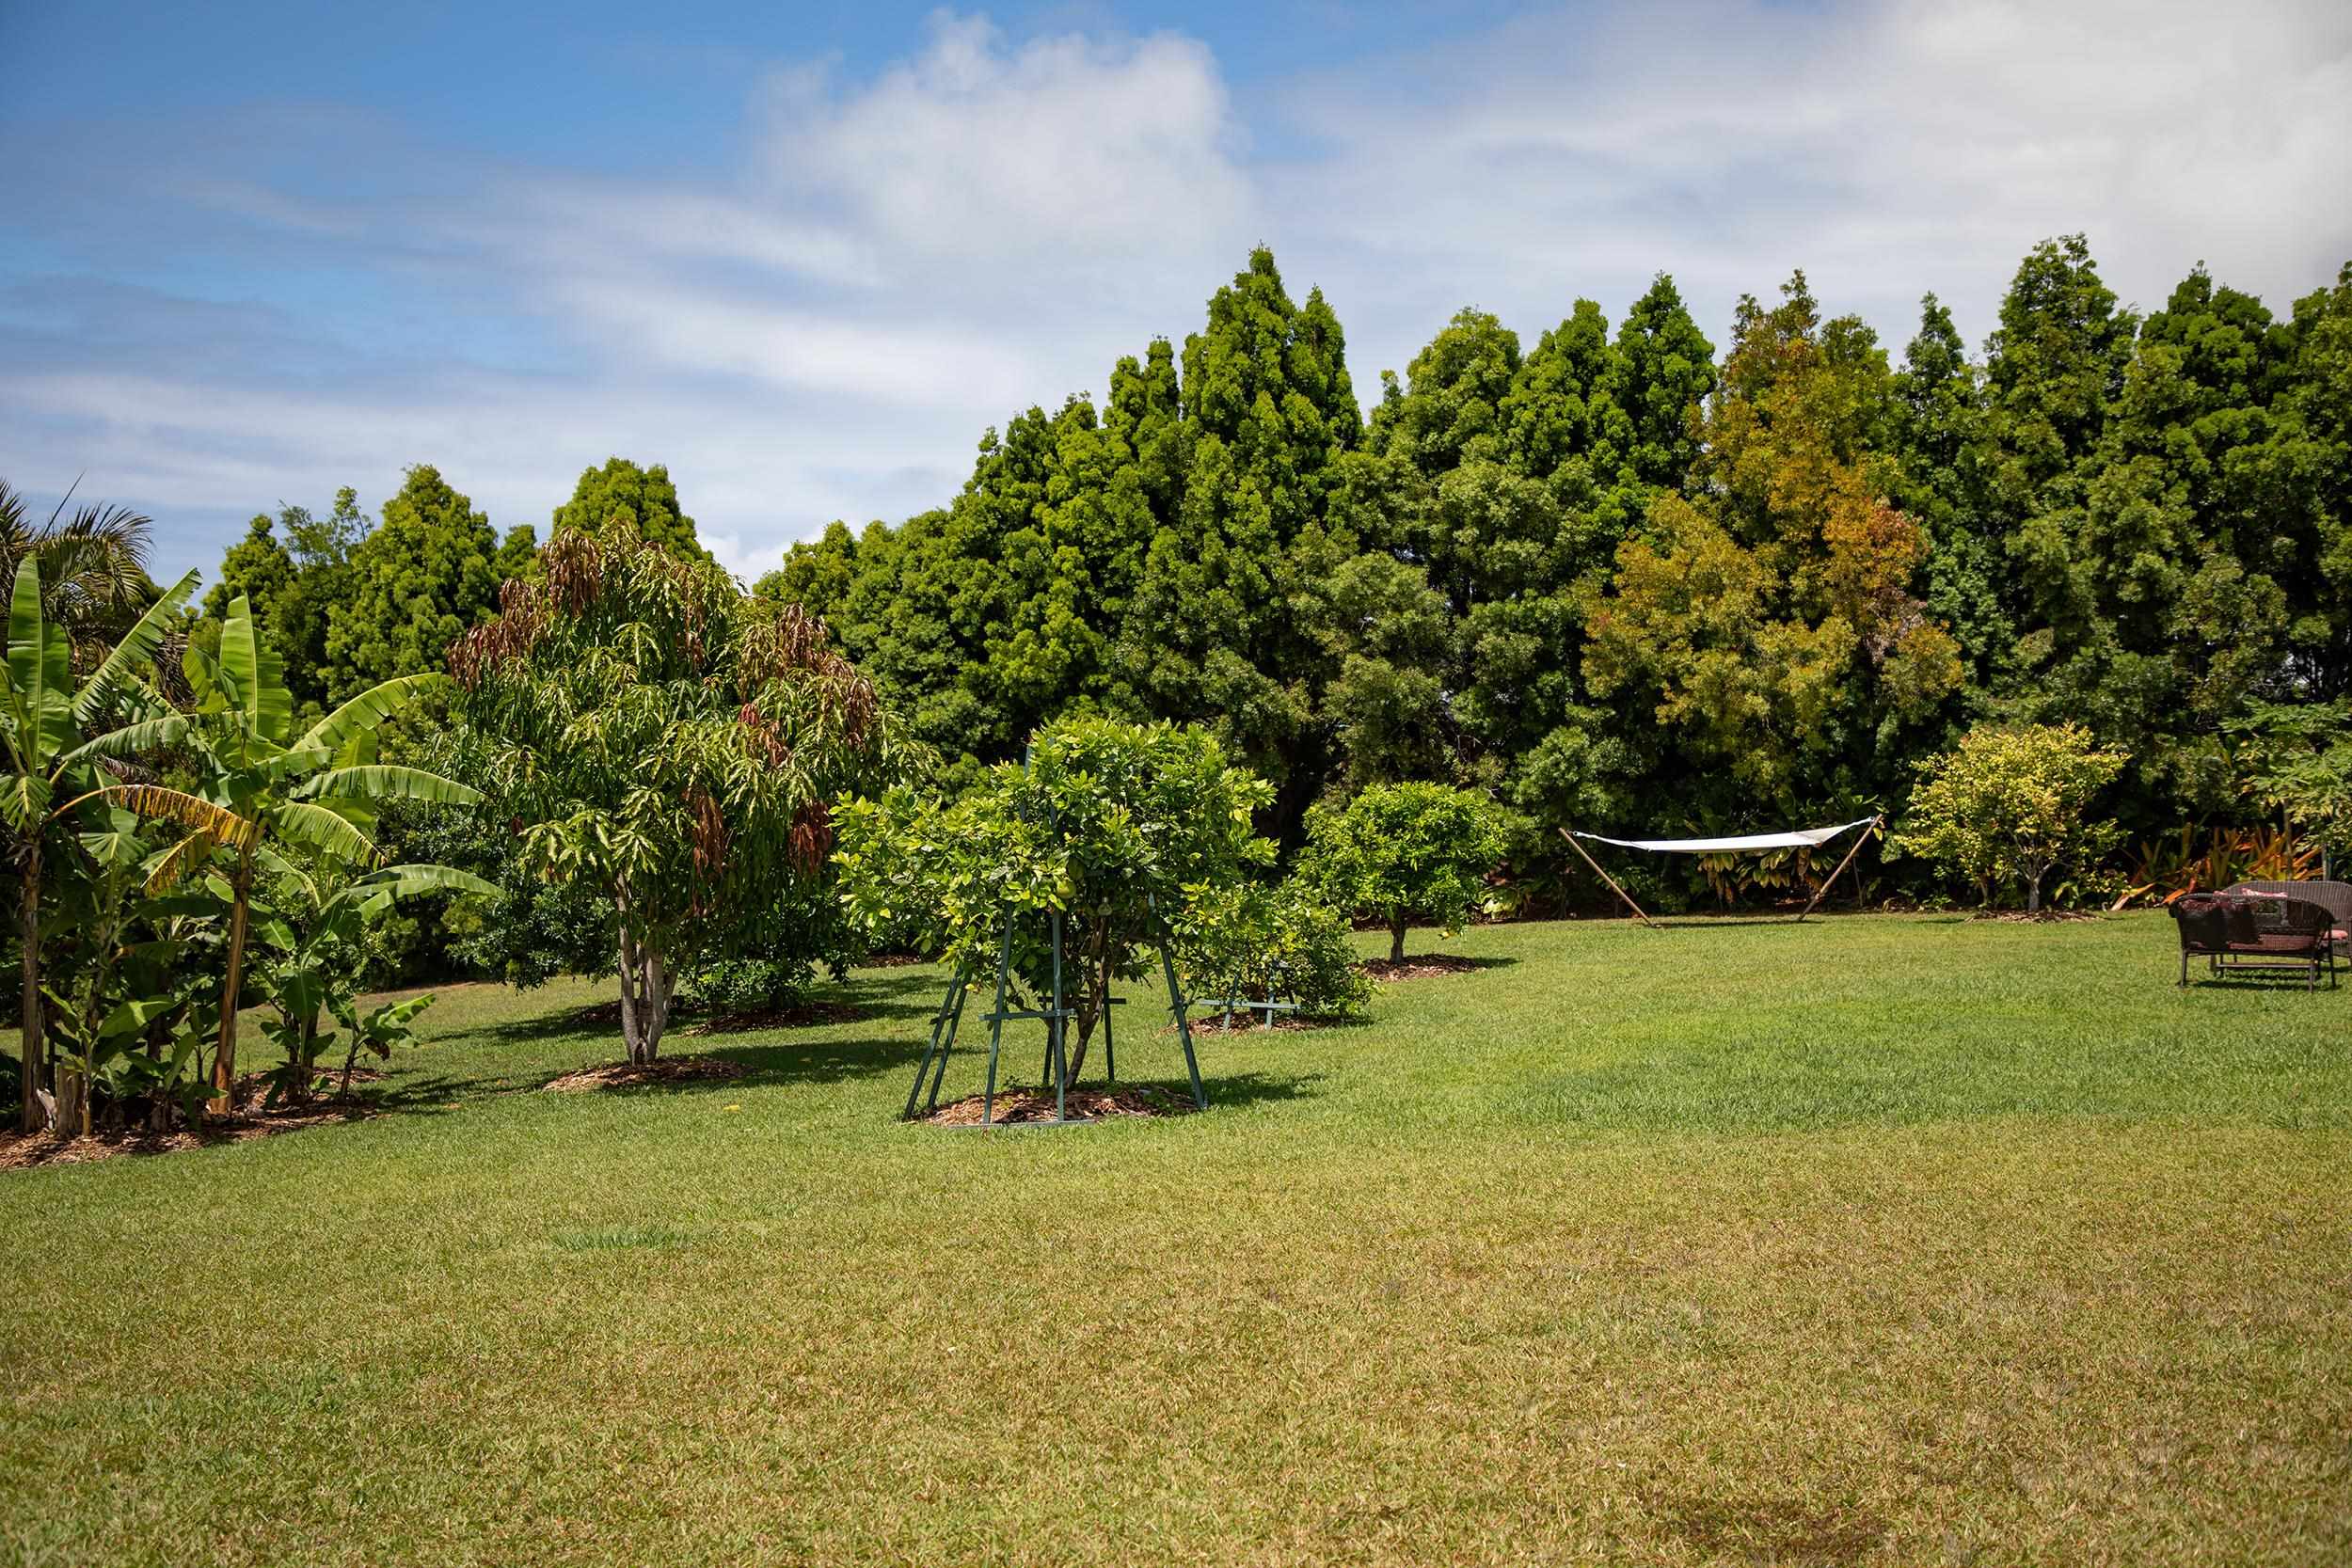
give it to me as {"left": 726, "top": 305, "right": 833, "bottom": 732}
{"left": 1175, "top": 877, "right": 1371, "bottom": 1021}
{"left": 1303, "top": 781, "right": 1506, "bottom": 961}
{"left": 452, "top": 522, "right": 896, "bottom": 1064}
{"left": 836, "top": 717, "right": 1274, "bottom": 1076}
{"left": 1895, "top": 722, "right": 2128, "bottom": 911}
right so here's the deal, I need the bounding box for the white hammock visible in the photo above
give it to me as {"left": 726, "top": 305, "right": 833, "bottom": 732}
{"left": 1572, "top": 816, "right": 1880, "bottom": 855}
{"left": 1561, "top": 816, "right": 1883, "bottom": 926}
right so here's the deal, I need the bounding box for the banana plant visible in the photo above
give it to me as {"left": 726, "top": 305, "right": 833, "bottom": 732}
{"left": 1, "top": 556, "right": 199, "bottom": 1132}
{"left": 251, "top": 859, "right": 492, "bottom": 1104}
{"left": 40, "top": 801, "right": 160, "bottom": 1136}
{"left": 85, "top": 594, "right": 485, "bottom": 1114}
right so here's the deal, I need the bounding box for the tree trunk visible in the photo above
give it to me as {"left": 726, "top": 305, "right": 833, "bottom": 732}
{"left": 19, "top": 836, "right": 43, "bottom": 1134}
{"left": 1389, "top": 914, "right": 1408, "bottom": 965}
{"left": 145, "top": 1026, "right": 169, "bottom": 1133}
{"left": 615, "top": 922, "right": 672, "bottom": 1066}
{"left": 211, "top": 848, "right": 253, "bottom": 1117}
{"left": 2025, "top": 870, "right": 2043, "bottom": 914}
{"left": 55, "top": 1057, "right": 86, "bottom": 1141}
{"left": 1063, "top": 926, "right": 1113, "bottom": 1084}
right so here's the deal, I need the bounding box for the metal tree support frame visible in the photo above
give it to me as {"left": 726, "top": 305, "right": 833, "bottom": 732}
{"left": 1192, "top": 956, "right": 1301, "bottom": 1031}
{"left": 901, "top": 894, "right": 1208, "bottom": 1127}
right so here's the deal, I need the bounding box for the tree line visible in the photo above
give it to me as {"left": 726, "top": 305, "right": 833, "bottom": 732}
{"left": 177, "top": 235, "right": 2352, "bottom": 915}
{"left": 755, "top": 240, "right": 2352, "bottom": 905}
{"left": 13, "top": 232, "right": 2350, "bottom": 1016}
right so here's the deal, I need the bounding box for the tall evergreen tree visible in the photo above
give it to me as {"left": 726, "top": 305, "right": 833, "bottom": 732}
{"left": 324, "top": 466, "right": 508, "bottom": 703}
{"left": 550, "top": 457, "right": 705, "bottom": 562}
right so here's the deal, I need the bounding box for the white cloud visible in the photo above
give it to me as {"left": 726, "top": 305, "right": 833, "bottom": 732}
{"left": 1263, "top": 0, "right": 2352, "bottom": 372}
{"left": 753, "top": 11, "right": 1251, "bottom": 277}
{"left": 9, "top": 2, "right": 2349, "bottom": 593}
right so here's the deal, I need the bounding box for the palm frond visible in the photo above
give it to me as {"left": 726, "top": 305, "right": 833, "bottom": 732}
{"left": 56, "top": 713, "right": 191, "bottom": 768}
{"left": 297, "top": 764, "right": 482, "bottom": 807}
{"left": 143, "top": 829, "right": 226, "bottom": 895}
{"left": 355, "top": 863, "right": 499, "bottom": 899}
{"left": 73, "top": 568, "right": 198, "bottom": 722}
{"left": 296, "top": 673, "right": 451, "bottom": 754}
{"left": 254, "top": 844, "right": 319, "bottom": 906}
{"left": 72, "top": 784, "right": 261, "bottom": 850}
{"left": 271, "top": 799, "right": 378, "bottom": 863}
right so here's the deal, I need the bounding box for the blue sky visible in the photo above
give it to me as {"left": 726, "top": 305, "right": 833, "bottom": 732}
{"left": 6, "top": 0, "right": 2349, "bottom": 584}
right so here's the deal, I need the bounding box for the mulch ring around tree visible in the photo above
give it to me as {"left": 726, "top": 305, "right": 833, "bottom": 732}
{"left": 1359, "top": 953, "right": 1484, "bottom": 981}
{"left": 921, "top": 1085, "right": 1198, "bottom": 1127}
{"left": 567, "top": 1000, "right": 867, "bottom": 1034}
{"left": 542, "top": 1056, "right": 749, "bottom": 1093}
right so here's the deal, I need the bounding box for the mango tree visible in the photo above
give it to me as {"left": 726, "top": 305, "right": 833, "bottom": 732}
{"left": 450, "top": 521, "right": 896, "bottom": 1064}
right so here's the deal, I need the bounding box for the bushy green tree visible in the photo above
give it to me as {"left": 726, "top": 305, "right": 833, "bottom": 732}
{"left": 1895, "top": 722, "right": 2128, "bottom": 911}
{"left": 1176, "top": 877, "right": 1370, "bottom": 1021}
{"left": 453, "top": 520, "right": 898, "bottom": 1063}
{"left": 836, "top": 717, "right": 1274, "bottom": 1074}
{"left": 2226, "top": 699, "right": 2352, "bottom": 868}
{"left": 1303, "top": 782, "right": 1505, "bottom": 961}
{"left": 325, "top": 466, "right": 526, "bottom": 704}
{"left": 1583, "top": 273, "right": 1962, "bottom": 822}
{"left": 550, "top": 457, "right": 705, "bottom": 561}
{"left": 204, "top": 488, "right": 373, "bottom": 715}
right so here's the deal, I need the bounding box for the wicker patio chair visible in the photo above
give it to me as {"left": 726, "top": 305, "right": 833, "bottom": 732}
{"left": 2172, "top": 891, "right": 2336, "bottom": 989}
{"left": 2224, "top": 880, "right": 2352, "bottom": 973}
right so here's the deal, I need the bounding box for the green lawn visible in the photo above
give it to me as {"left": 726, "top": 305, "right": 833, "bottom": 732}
{"left": 4, "top": 912, "right": 2348, "bottom": 1566}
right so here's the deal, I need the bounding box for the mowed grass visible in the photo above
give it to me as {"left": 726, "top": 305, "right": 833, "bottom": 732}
{"left": 3, "top": 912, "right": 2348, "bottom": 1567}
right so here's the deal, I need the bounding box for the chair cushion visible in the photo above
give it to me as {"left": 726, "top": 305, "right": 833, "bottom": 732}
{"left": 2229, "top": 932, "right": 2322, "bottom": 955}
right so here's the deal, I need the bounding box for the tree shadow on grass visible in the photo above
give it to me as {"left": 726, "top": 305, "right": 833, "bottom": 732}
{"left": 939, "top": 1068, "right": 1327, "bottom": 1116}
{"left": 477, "top": 970, "right": 947, "bottom": 1048}
{"left": 700, "top": 1035, "right": 934, "bottom": 1089}
{"left": 367, "top": 1072, "right": 501, "bottom": 1113}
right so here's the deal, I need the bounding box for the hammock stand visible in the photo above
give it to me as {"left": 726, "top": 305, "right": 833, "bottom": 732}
{"left": 1561, "top": 816, "right": 1883, "bottom": 928}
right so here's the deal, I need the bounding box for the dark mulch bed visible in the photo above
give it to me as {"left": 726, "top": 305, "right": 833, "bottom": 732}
{"left": 859, "top": 952, "right": 930, "bottom": 968}
{"left": 0, "top": 1090, "right": 371, "bottom": 1170}
{"left": 541, "top": 1056, "right": 748, "bottom": 1093}
{"left": 922, "top": 1085, "right": 1197, "bottom": 1127}
{"left": 1359, "top": 954, "right": 1483, "bottom": 981}
{"left": 689, "top": 1001, "right": 866, "bottom": 1035}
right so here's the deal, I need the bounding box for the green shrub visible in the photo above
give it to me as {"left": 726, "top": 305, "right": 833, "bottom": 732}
{"left": 1178, "top": 879, "right": 1371, "bottom": 1021}
{"left": 1304, "top": 782, "right": 1507, "bottom": 961}
{"left": 1895, "top": 722, "right": 2128, "bottom": 911}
